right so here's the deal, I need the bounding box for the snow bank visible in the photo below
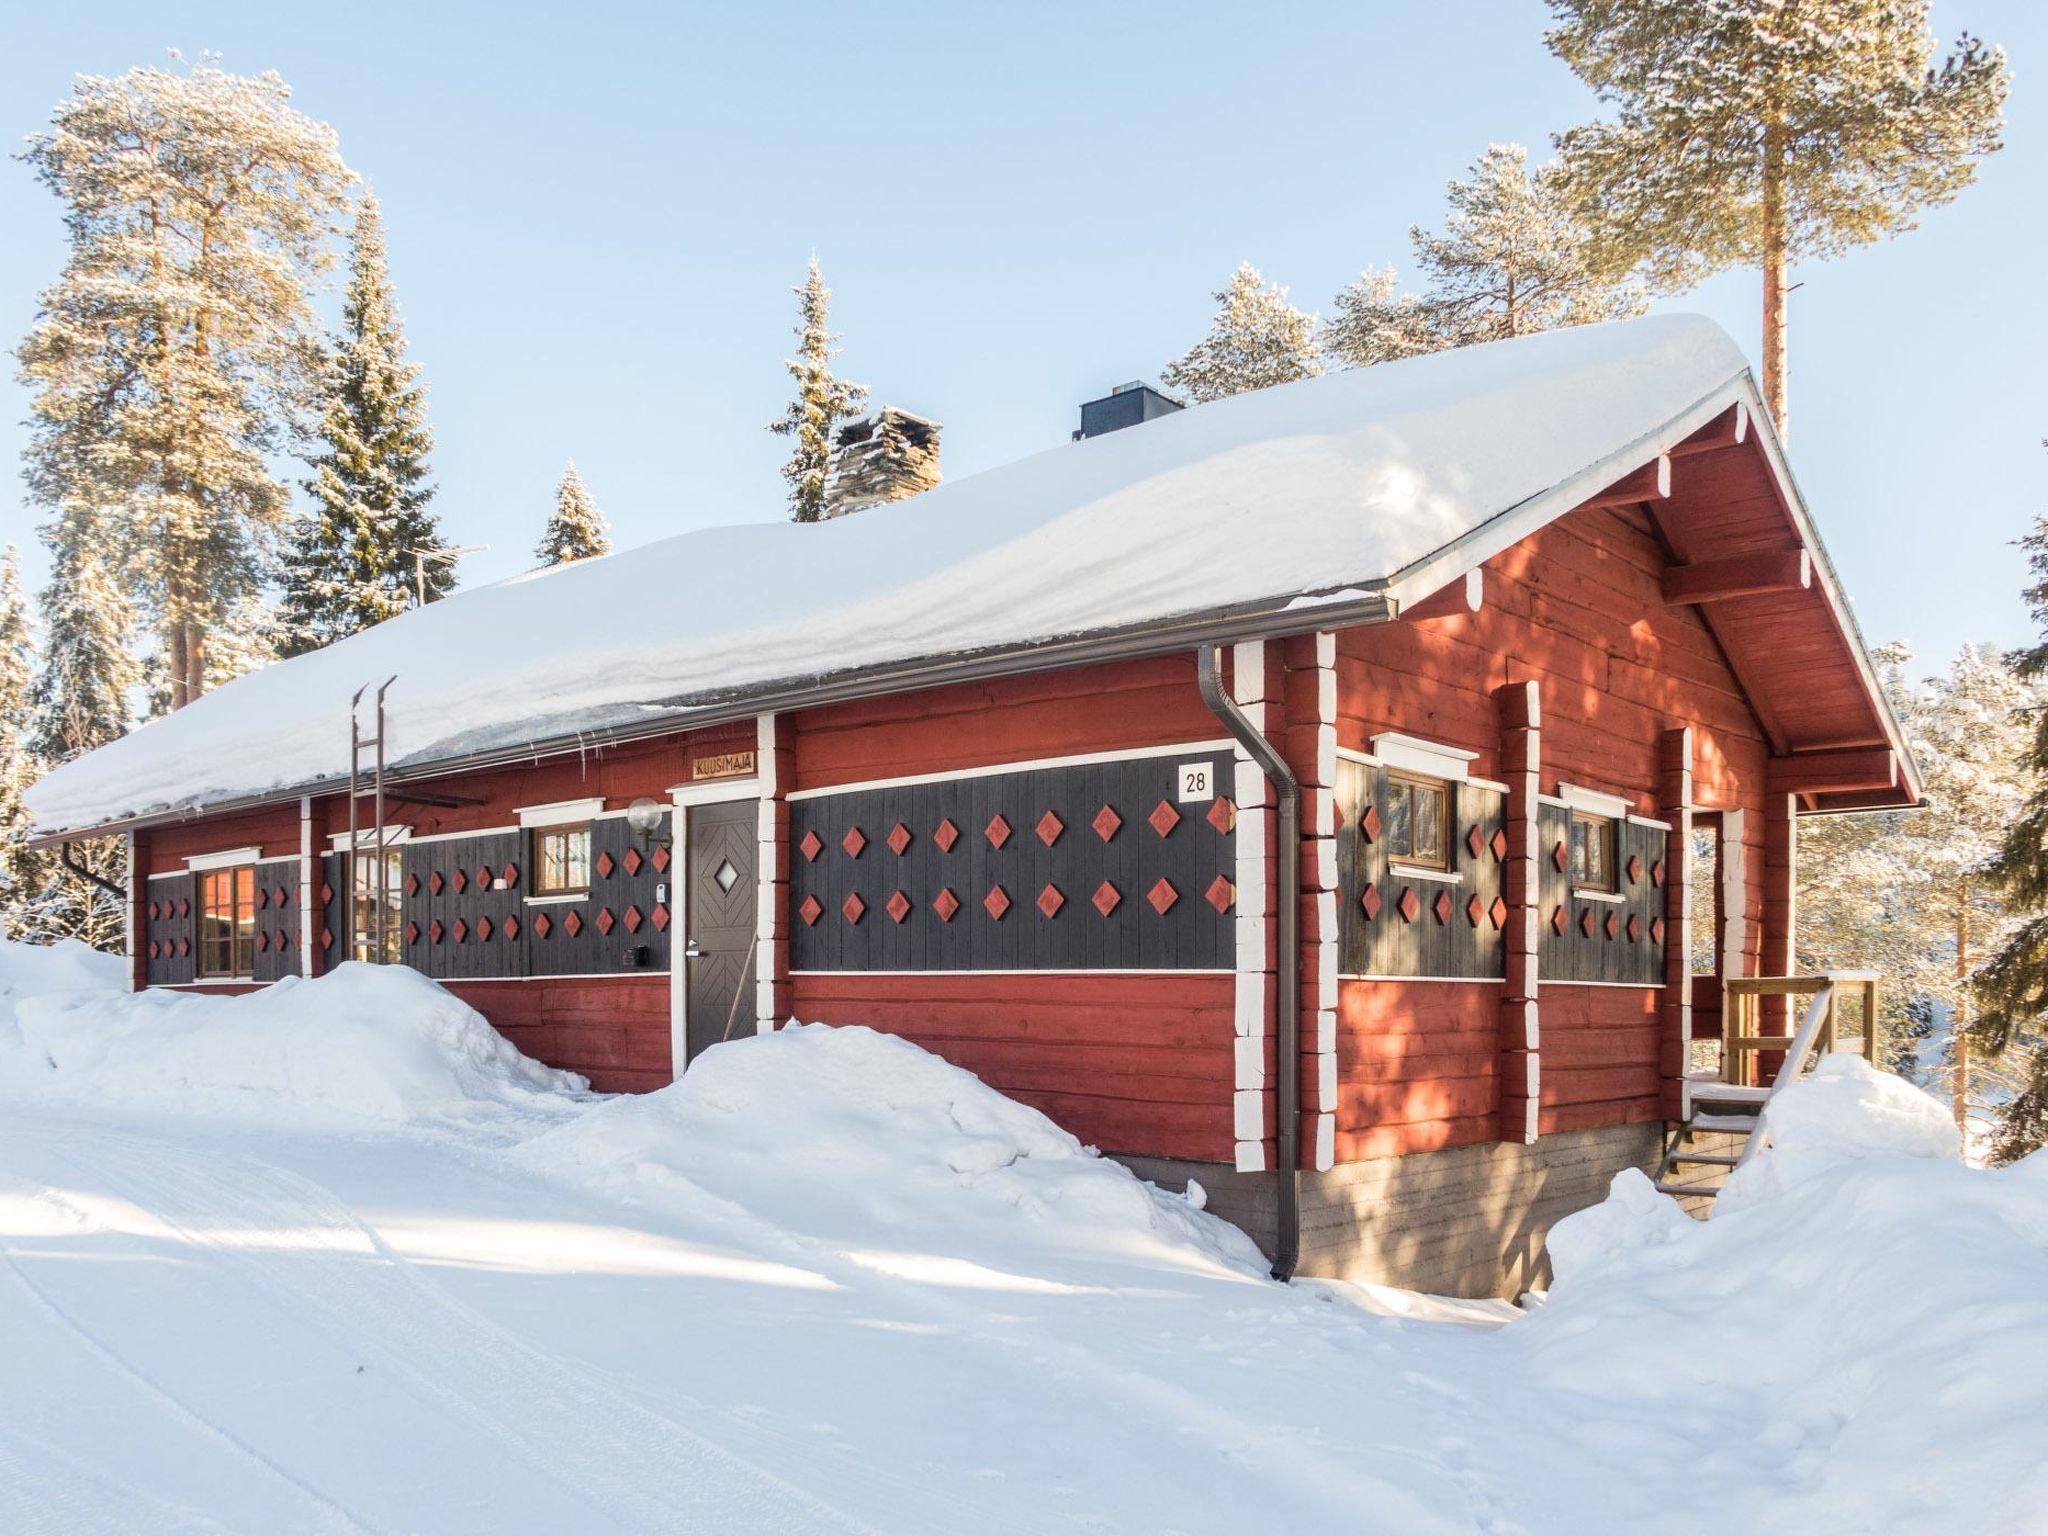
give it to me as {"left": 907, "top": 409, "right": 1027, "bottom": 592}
{"left": 519, "top": 1021, "right": 1268, "bottom": 1279}
{"left": 1, "top": 963, "right": 585, "bottom": 1123}
{"left": 0, "top": 937, "right": 127, "bottom": 1019}
{"left": 29, "top": 315, "right": 1748, "bottom": 833}
{"left": 1525, "top": 1062, "right": 2048, "bottom": 1534}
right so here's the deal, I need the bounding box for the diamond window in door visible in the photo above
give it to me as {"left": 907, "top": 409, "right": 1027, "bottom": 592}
{"left": 713, "top": 858, "right": 741, "bottom": 894}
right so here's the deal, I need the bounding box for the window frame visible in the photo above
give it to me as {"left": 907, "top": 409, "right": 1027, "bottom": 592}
{"left": 1383, "top": 769, "right": 1452, "bottom": 873}
{"left": 197, "top": 865, "right": 257, "bottom": 979}
{"left": 1569, "top": 809, "right": 1619, "bottom": 895}
{"left": 531, "top": 821, "right": 593, "bottom": 897}
{"left": 350, "top": 846, "right": 406, "bottom": 965}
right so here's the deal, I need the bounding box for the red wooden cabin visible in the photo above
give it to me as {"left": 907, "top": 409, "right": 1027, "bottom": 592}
{"left": 28, "top": 316, "right": 1917, "bottom": 1297}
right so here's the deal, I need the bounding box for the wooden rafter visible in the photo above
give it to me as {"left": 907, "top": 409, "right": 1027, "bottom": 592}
{"left": 1661, "top": 549, "right": 1811, "bottom": 606}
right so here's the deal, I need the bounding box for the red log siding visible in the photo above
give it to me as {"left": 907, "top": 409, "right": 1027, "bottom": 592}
{"left": 789, "top": 972, "right": 1237, "bottom": 1162}
{"left": 1332, "top": 499, "right": 1774, "bottom": 1157}
{"left": 445, "top": 977, "right": 671, "bottom": 1094}
{"left": 149, "top": 804, "right": 302, "bottom": 865}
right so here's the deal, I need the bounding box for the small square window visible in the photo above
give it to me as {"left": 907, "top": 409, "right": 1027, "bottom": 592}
{"left": 1384, "top": 772, "right": 1449, "bottom": 870}
{"left": 533, "top": 824, "right": 592, "bottom": 895}
{"left": 1570, "top": 811, "right": 1617, "bottom": 893}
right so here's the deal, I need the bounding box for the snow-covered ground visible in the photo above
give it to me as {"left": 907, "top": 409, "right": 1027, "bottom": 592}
{"left": 2, "top": 951, "right": 2044, "bottom": 1535}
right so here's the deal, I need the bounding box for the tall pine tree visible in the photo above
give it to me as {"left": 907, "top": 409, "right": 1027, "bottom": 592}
{"left": 1548, "top": 0, "right": 2006, "bottom": 439}
{"left": 1324, "top": 144, "right": 1645, "bottom": 369}
{"left": 768, "top": 257, "right": 868, "bottom": 523}
{"left": 281, "top": 189, "right": 443, "bottom": 654}
{"left": 535, "top": 461, "right": 612, "bottom": 566}
{"left": 16, "top": 57, "right": 351, "bottom": 708}
{"left": 0, "top": 547, "right": 46, "bottom": 941}
{"left": 1161, "top": 263, "right": 1321, "bottom": 404}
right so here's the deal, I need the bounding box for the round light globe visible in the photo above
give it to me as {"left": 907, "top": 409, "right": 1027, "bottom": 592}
{"left": 626, "top": 796, "right": 666, "bottom": 837}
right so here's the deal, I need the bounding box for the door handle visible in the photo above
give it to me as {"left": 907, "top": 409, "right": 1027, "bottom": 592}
{"left": 683, "top": 940, "right": 702, "bottom": 959}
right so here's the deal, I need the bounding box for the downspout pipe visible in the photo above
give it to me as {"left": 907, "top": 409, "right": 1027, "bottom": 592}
{"left": 59, "top": 841, "right": 126, "bottom": 902}
{"left": 1195, "top": 645, "right": 1301, "bottom": 1282}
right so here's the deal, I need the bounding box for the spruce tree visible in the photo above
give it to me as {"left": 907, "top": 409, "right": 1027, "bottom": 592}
{"left": 768, "top": 257, "right": 868, "bottom": 523}
{"left": 1548, "top": 0, "right": 2007, "bottom": 439}
{"left": 281, "top": 190, "right": 443, "bottom": 654}
{"left": 535, "top": 461, "right": 612, "bottom": 566}
{"left": 1161, "top": 263, "right": 1321, "bottom": 404}
{"left": 0, "top": 547, "right": 47, "bottom": 941}
{"left": 1325, "top": 144, "right": 1645, "bottom": 369}
{"left": 16, "top": 57, "right": 351, "bottom": 708}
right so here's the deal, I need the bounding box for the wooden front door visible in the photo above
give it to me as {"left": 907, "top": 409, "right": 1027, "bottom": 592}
{"left": 683, "top": 798, "right": 758, "bottom": 1065}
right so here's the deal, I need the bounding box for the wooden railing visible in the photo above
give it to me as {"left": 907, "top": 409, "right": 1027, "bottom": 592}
{"left": 1721, "top": 972, "right": 1880, "bottom": 1089}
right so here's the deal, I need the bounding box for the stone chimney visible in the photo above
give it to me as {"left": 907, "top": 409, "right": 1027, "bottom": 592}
{"left": 823, "top": 408, "right": 942, "bottom": 518}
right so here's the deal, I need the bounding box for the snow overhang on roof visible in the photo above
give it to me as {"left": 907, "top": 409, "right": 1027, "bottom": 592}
{"left": 25, "top": 313, "right": 1918, "bottom": 839}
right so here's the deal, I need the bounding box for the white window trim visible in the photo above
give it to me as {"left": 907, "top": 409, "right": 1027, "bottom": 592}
{"left": 1390, "top": 862, "right": 1463, "bottom": 885}
{"left": 326, "top": 825, "right": 412, "bottom": 853}
{"left": 1370, "top": 731, "right": 1477, "bottom": 783}
{"left": 666, "top": 778, "right": 761, "bottom": 808}
{"left": 185, "top": 846, "right": 262, "bottom": 871}
{"left": 1557, "top": 783, "right": 1631, "bottom": 819}
{"left": 523, "top": 891, "right": 586, "bottom": 907}
{"left": 516, "top": 797, "right": 605, "bottom": 828}
{"left": 1573, "top": 887, "right": 1626, "bottom": 904}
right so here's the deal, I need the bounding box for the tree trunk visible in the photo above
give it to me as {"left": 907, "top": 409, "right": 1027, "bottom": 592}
{"left": 1760, "top": 120, "right": 1789, "bottom": 442}
{"left": 166, "top": 618, "right": 207, "bottom": 711}
{"left": 1955, "top": 887, "right": 1971, "bottom": 1140}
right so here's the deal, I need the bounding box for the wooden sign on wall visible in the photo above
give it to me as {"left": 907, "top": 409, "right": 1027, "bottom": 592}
{"left": 693, "top": 750, "right": 756, "bottom": 781}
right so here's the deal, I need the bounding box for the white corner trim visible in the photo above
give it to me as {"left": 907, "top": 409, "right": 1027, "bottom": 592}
{"left": 516, "top": 797, "right": 605, "bottom": 828}
{"left": 185, "top": 846, "right": 264, "bottom": 871}
{"left": 1371, "top": 731, "right": 1478, "bottom": 782}
{"left": 1556, "top": 783, "right": 1631, "bottom": 819}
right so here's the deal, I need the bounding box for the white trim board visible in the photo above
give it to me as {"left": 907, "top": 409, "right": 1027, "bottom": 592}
{"left": 517, "top": 797, "right": 605, "bottom": 828}
{"left": 790, "top": 968, "right": 1235, "bottom": 979}
{"left": 667, "top": 777, "right": 761, "bottom": 808}
{"left": 1371, "top": 731, "right": 1478, "bottom": 782}
{"left": 785, "top": 739, "right": 1237, "bottom": 802}
{"left": 184, "top": 846, "right": 264, "bottom": 871}
{"left": 1339, "top": 973, "right": 1501, "bottom": 985}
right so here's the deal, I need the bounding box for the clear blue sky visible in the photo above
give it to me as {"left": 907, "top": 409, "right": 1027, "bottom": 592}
{"left": 2, "top": 1, "right": 2042, "bottom": 678}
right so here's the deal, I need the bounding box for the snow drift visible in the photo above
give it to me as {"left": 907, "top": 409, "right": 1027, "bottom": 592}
{"left": 0, "top": 937, "right": 126, "bottom": 1018}
{"left": 519, "top": 1021, "right": 1269, "bottom": 1280}
{"left": 0, "top": 961, "right": 585, "bottom": 1122}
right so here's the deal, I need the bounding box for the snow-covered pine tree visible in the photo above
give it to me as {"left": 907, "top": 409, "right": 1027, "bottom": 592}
{"left": 16, "top": 57, "right": 352, "bottom": 708}
{"left": 1547, "top": 0, "right": 2007, "bottom": 439}
{"left": 767, "top": 257, "right": 868, "bottom": 523}
{"left": 28, "top": 504, "right": 140, "bottom": 948}
{"left": 1324, "top": 144, "right": 1645, "bottom": 369}
{"left": 1161, "top": 263, "right": 1321, "bottom": 404}
{"left": 280, "top": 189, "right": 443, "bottom": 655}
{"left": 0, "top": 547, "right": 48, "bottom": 941}
{"left": 535, "top": 461, "right": 612, "bottom": 566}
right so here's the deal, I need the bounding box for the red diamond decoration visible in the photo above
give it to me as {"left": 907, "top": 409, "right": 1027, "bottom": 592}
{"left": 1399, "top": 888, "right": 1421, "bottom": 923}
{"left": 1035, "top": 810, "right": 1064, "bottom": 847}
{"left": 1148, "top": 800, "right": 1181, "bottom": 838}
{"left": 406, "top": 921, "right": 420, "bottom": 945}
{"left": 596, "top": 851, "right": 616, "bottom": 879}
{"left": 1361, "top": 883, "right": 1382, "bottom": 920}
{"left": 623, "top": 848, "right": 644, "bottom": 876}
{"left": 1490, "top": 828, "right": 1509, "bottom": 861}
{"left": 799, "top": 831, "right": 824, "bottom": 863}
{"left": 1207, "top": 797, "right": 1235, "bottom": 836}
{"left": 1651, "top": 916, "right": 1666, "bottom": 944}
{"left": 1651, "top": 860, "right": 1666, "bottom": 888}
{"left": 430, "top": 919, "right": 446, "bottom": 944}
{"left": 840, "top": 893, "right": 865, "bottom": 925}
{"left": 1626, "top": 913, "right": 1642, "bottom": 943}
{"left": 1579, "top": 907, "right": 1595, "bottom": 937}
{"left": 1433, "top": 891, "right": 1454, "bottom": 925}
{"left": 984, "top": 814, "right": 1011, "bottom": 850}
{"left": 148, "top": 940, "right": 160, "bottom": 959}
{"left": 504, "top": 915, "right": 521, "bottom": 940}
{"left": 321, "top": 926, "right": 334, "bottom": 951}
{"left": 1092, "top": 805, "right": 1122, "bottom": 842}
{"left": 452, "top": 868, "right": 468, "bottom": 894}
{"left": 256, "top": 886, "right": 269, "bottom": 910}
{"left": 933, "top": 819, "right": 960, "bottom": 852}
{"left": 646, "top": 907, "right": 665, "bottom": 933}
{"left": 1625, "top": 853, "right": 1643, "bottom": 885}
{"left": 149, "top": 900, "right": 160, "bottom": 921}
{"left": 596, "top": 907, "right": 616, "bottom": 935}
{"left": 1205, "top": 875, "right": 1234, "bottom": 914}
{"left": 887, "top": 822, "right": 913, "bottom": 855}
{"left": 1466, "top": 893, "right": 1484, "bottom": 926}
{"left": 1092, "top": 881, "right": 1121, "bottom": 916}
{"left": 275, "top": 883, "right": 290, "bottom": 908}
{"left": 564, "top": 910, "right": 583, "bottom": 938}
{"left": 1361, "top": 803, "right": 1383, "bottom": 843}
{"left": 178, "top": 898, "right": 190, "bottom": 918}
{"left": 503, "top": 863, "right": 520, "bottom": 888}
{"left": 1490, "top": 896, "right": 1509, "bottom": 929}
{"left": 477, "top": 864, "right": 494, "bottom": 889}
{"left": 1552, "top": 841, "right": 1568, "bottom": 872}
{"left": 477, "top": 916, "right": 493, "bottom": 942}
{"left": 533, "top": 912, "right": 551, "bottom": 939}
{"left": 1466, "top": 825, "right": 1485, "bottom": 860}
{"left": 840, "top": 828, "right": 865, "bottom": 860}
{"left": 623, "top": 905, "right": 643, "bottom": 933}
{"left": 886, "top": 891, "right": 912, "bottom": 924}
{"left": 984, "top": 885, "right": 1011, "bottom": 920}
{"left": 651, "top": 845, "right": 670, "bottom": 874}
{"left": 933, "top": 888, "right": 960, "bottom": 922}
{"left": 452, "top": 918, "right": 468, "bottom": 942}
{"left": 1148, "top": 877, "right": 1180, "bottom": 915}
{"left": 255, "top": 930, "right": 269, "bottom": 952}
{"left": 319, "top": 883, "right": 334, "bottom": 907}
{"left": 429, "top": 871, "right": 445, "bottom": 895}
{"left": 178, "top": 937, "right": 190, "bottom": 957}
{"left": 799, "top": 896, "right": 823, "bottom": 927}
{"left": 1036, "top": 883, "right": 1064, "bottom": 919}
{"left": 1604, "top": 911, "right": 1620, "bottom": 941}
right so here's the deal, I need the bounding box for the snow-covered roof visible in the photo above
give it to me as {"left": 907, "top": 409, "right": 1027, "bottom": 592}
{"left": 29, "top": 314, "right": 1757, "bottom": 835}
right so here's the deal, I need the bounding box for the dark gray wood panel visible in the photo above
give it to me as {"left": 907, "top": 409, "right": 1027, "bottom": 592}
{"left": 1335, "top": 759, "right": 1507, "bottom": 979}
{"left": 144, "top": 874, "right": 196, "bottom": 986}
